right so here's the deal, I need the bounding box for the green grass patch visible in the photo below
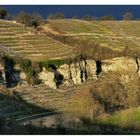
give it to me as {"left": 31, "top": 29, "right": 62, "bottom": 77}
{"left": 96, "top": 108, "right": 140, "bottom": 130}
{"left": 39, "top": 59, "right": 65, "bottom": 70}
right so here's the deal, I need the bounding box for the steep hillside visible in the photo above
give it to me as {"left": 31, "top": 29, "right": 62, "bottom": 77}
{"left": 44, "top": 19, "right": 140, "bottom": 52}
{"left": 1, "top": 19, "right": 140, "bottom": 134}
{"left": 1, "top": 19, "right": 140, "bottom": 62}
{"left": 0, "top": 20, "right": 74, "bottom": 61}
{"left": 0, "top": 88, "right": 49, "bottom": 120}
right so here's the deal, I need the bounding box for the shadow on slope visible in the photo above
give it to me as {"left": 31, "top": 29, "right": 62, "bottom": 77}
{"left": 0, "top": 91, "right": 60, "bottom": 135}
{"left": 1, "top": 118, "right": 140, "bottom": 135}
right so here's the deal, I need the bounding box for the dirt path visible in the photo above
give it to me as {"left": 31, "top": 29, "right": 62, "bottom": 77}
{"left": 60, "top": 32, "right": 140, "bottom": 40}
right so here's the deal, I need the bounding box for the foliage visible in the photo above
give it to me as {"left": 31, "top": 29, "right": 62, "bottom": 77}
{"left": 18, "top": 58, "right": 40, "bottom": 85}
{"left": 71, "top": 85, "right": 104, "bottom": 120}
{"left": 100, "top": 15, "right": 116, "bottom": 21}
{"left": 25, "top": 67, "right": 40, "bottom": 85}
{"left": 18, "top": 59, "right": 31, "bottom": 72}
{"left": 82, "top": 15, "right": 94, "bottom": 21}
{"left": 48, "top": 12, "right": 65, "bottom": 19}
{"left": 39, "top": 59, "right": 65, "bottom": 70}
{"left": 79, "top": 40, "right": 121, "bottom": 60}
{"left": 90, "top": 73, "right": 127, "bottom": 113}
{"left": 123, "top": 12, "right": 133, "bottom": 20}
{"left": 72, "top": 16, "right": 79, "bottom": 19}
{"left": 15, "top": 11, "right": 33, "bottom": 26}
{"left": 15, "top": 11, "right": 45, "bottom": 28}
{"left": 96, "top": 108, "right": 140, "bottom": 131}
{"left": 1, "top": 55, "right": 15, "bottom": 67}
{"left": 72, "top": 71, "right": 140, "bottom": 121}
{"left": 122, "top": 46, "right": 140, "bottom": 58}
{"left": 0, "top": 7, "right": 7, "bottom": 19}
{"left": 32, "top": 13, "right": 44, "bottom": 24}
{"left": 90, "top": 72, "right": 140, "bottom": 113}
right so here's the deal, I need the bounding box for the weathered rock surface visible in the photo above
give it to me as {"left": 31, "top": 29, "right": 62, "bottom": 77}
{"left": 102, "top": 57, "right": 138, "bottom": 73}
{"left": 0, "top": 56, "right": 140, "bottom": 88}
{"left": 39, "top": 68, "right": 56, "bottom": 89}
{"left": 38, "top": 57, "right": 140, "bottom": 88}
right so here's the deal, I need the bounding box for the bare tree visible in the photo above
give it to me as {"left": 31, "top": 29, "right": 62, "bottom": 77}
{"left": 123, "top": 12, "right": 133, "bottom": 20}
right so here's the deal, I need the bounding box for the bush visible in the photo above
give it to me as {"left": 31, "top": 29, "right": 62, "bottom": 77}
{"left": 39, "top": 59, "right": 65, "bottom": 70}
{"left": 26, "top": 67, "right": 39, "bottom": 85}
{"left": 15, "top": 12, "right": 45, "bottom": 28}
{"left": 71, "top": 71, "right": 140, "bottom": 121}
{"left": 71, "top": 85, "right": 104, "bottom": 120}
{"left": 123, "top": 12, "right": 133, "bottom": 20}
{"left": 99, "top": 15, "right": 116, "bottom": 21}
{"left": 82, "top": 15, "right": 94, "bottom": 21}
{"left": 48, "top": 12, "right": 65, "bottom": 19}
{"left": 0, "top": 7, "right": 7, "bottom": 19}
{"left": 15, "top": 12, "right": 33, "bottom": 27}
{"left": 18, "top": 59, "right": 40, "bottom": 85}
{"left": 90, "top": 73, "right": 127, "bottom": 113}
{"left": 18, "top": 59, "right": 31, "bottom": 72}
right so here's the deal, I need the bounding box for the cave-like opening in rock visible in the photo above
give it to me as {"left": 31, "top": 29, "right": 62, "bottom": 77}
{"left": 48, "top": 64, "right": 57, "bottom": 70}
{"left": 0, "top": 70, "right": 4, "bottom": 85}
{"left": 135, "top": 56, "right": 139, "bottom": 73}
{"left": 2, "top": 57, "right": 19, "bottom": 88}
{"left": 83, "top": 57, "right": 88, "bottom": 81}
{"left": 54, "top": 70, "right": 64, "bottom": 89}
{"left": 78, "top": 61, "right": 84, "bottom": 83}
{"left": 95, "top": 60, "right": 102, "bottom": 78}
{"left": 68, "top": 63, "right": 74, "bottom": 85}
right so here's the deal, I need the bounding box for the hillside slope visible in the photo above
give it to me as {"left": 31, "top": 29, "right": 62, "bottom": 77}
{"left": 44, "top": 19, "right": 140, "bottom": 52}
{"left": 0, "top": 20, "right": 74, "bottom": 61}
{"left": 1, "top": 19, "right": 140, "bottom": 61}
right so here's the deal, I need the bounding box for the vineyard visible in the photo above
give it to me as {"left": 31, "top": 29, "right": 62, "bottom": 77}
{"left": 1, "top": 19, "right": 140, "bottom": 134}
{"left": 0, "top": 20, "right": 75, "bottom": 61}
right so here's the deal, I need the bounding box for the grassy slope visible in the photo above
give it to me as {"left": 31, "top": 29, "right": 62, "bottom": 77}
{"left": 96, "top": 107, "right": 140, "bottom": 130}
{"left": 47, "top": 20, "right": 140, "bottom": 52}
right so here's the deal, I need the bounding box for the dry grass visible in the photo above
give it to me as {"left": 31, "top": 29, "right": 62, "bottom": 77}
{"left": 0, "top": 20, "right": 75, "bottom": 61}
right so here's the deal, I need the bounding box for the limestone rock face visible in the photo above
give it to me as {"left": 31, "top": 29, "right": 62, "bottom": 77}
{"left": 59, "top": 60, "right": 97, "bottom": 84}
{"left": 1, "top": 56, "right": 139, "bottom": 89}
{"left": 39, "top": 60, "right": 97, "bottom": 88}
{"left": 102, "top": 57, "right": 138, "bottom": 73}
{"left": 38, "top": 57, "right": 140, "bottom": 89}
{"left": 39, "top": 68, "right": 57, "bottom": 89}
{"left": 102, "top": 57, "right": 139, "bottom": 84}
{"left": 20, "top": 72, "right": 26, "bottom": 80}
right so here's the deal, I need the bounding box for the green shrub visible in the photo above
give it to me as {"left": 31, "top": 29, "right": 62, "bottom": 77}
{"left": 18, "top": 59, "right": 31, "bottom": 72}
{"left": 39, "top": 59, "right": 65, "bottom": 70}
{"left": 17, "top": 58, "right": 40, "bottom": 85}
{"left": 26, "top": 67, "right": 39, "bottom": 85}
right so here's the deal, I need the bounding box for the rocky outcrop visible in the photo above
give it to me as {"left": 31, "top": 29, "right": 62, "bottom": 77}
{"left": 39, "top": 56, "right": 140, "bottom": 88}
{"left": 102, "top": 57, "right": 138, "bottom": 73}
{"left": 39, "top": 60, "right": 97, "bottom": 88}
{"left": 39, "top": 68, "right": 56, "bottom": 89}
{"left": 0, "top": 56, "right": 139, "bottom": 89}
{"left": 0, "top": 64, "right": 5, "bottom": 85}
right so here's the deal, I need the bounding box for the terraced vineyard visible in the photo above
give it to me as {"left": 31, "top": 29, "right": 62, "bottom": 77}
{"left": 1, "top": 18, "right": 140, "bottom": 134}
{"left": 1, "top": 19, "right": 140, "bottom": 62}
{"left": 14, "top": 84, "right": 76, "bottom": 112}
{"left": 0, "top": 20, "right": 75, "bottom": 61}
{"left": 0, "top": 92, "right": 47, "bottom": 120}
